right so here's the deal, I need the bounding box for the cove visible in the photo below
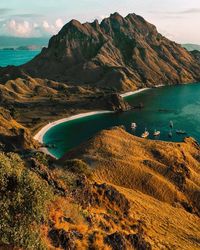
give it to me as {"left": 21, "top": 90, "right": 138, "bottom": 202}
{"left": 43, "top": 83, "right": 200, "bottom": 158}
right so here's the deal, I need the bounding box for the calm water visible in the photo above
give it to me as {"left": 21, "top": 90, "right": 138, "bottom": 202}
{"left": 0, "top": 50, "right": 40, "bottom": 66}
{"left": 43, "top": 83, "right": 200, "bottom": 158}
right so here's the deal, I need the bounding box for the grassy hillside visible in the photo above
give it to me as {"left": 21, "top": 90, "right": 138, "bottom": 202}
{"left": 0, "top": 124, "right": 200, "bottom": 249}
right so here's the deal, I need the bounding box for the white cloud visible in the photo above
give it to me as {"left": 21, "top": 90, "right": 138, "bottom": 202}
{"left": 94, "top": 15, "right": 107, "bottom": 21}
{"left": 55, "top": 18, "right": 63, "bottom": 28}
{"left": 42, "top": 20, "right": 50, "bottom": 29}
{"left": 7, "top": 19, "right": 32, "bottom": 36}
{"left": 0, "top": 18, "right": 64, "bottom": 37}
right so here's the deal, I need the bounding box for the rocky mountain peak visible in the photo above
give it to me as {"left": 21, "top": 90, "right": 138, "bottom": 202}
{"left": 20, "top": 12, "right": 200, "bottom": 91}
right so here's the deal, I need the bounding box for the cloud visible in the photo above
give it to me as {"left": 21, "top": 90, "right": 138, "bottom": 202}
{"left": 150, "top": 8, "right": 200, "bottom": 16}
{"left": 94, "top": 15, "right": 107, "bottom": 21}
{"left": 10, "top": 14, "right": 44, "bottom": 18}
{"left": 0, "top": 18, "right": 64, "bottom": 37}
{"left": 179, "top": 8, "right": 200, "bottom": 14}
{"left": 7, "top": 19, "right": 32, "bottom": 36}
{"left": 55, "top": 18, "right": 64, "bottom": 29}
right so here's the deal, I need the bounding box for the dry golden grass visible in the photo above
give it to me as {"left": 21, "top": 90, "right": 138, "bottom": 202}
{"left": 63, "top": 127, "right": 200, "bottom": 249}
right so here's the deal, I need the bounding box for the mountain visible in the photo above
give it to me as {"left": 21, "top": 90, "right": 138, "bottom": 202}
{"left": 22, "top": 12, "right": 200, "bottom": 91}
{"left": 182, "top": 44, "right": 200, "bottom": 52}
{"left": 191, "top": 50, "right": 200, "bottom": 63}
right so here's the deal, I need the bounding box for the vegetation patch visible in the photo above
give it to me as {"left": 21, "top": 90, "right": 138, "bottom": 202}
{"left": 0, "top": 152, "right": 53, "bottom": 249}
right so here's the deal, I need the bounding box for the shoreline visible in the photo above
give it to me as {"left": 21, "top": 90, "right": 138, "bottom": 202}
{"left": 120, "top": 88, "right": 149, "bottom": 98}
{"left": 34, "top": 110, "right": 114, "bottom": 143}
{"left": 34, "top": 87, "right": 152, "bottom": 143}
{"left": 34, "top": 86, "right": 164, "bottom": 158}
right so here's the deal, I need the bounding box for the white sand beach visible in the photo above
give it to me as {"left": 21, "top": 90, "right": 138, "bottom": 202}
{"left": 34, "top": 110, "right": 114, "bottom": 143}
{"left": 120, "top": 88, "right": 149, "bottom": 98}
{"left": 34, "top": 86, "right": 164, "bottom": 158}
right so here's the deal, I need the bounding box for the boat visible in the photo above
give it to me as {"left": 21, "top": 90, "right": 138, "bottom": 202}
{"left": 131, "top": 122, "right": 137, "bottom": 129}
{"left": 169, "top": 121, "right": 173, "bottom": 128}
{"left": 168, "top": 130, "right": 173, "bottom": 138}
{"left": 141, "top": 129, "right": 149, "bottom": 138}
{"left": 176, "top": 130, "right": 187, "bottom": 135}
{"left": 153, "top": 130, "right": 160, "bottom": 136}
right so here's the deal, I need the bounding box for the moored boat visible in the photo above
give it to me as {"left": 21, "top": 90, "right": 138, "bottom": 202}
{"left": 131, "top": 122, "right": 137, "bottom": 129}
{"left": 169, "top": 120, "right": 174, "bottom": 128}
{"left": 141, "top": 129, "right": 149, "bottom": 138}
{"left": 168, "top": 130, "right": 173, "bottom": 138}
{"left": 176, "top": 130, "right": 187, "bottom": 135}
{"left": 153, "top": 130, "right": 160, "bottom": 136}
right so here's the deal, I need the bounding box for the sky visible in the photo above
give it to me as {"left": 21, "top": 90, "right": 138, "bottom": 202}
{"left": 0, "top": 0, "right": 199, "bottom": 44}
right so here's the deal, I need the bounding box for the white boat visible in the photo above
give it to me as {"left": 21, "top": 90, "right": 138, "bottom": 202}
{"left": 141, "top": 129, "right": 149, "bottom": 138}
{"left": 131, "top": 122, "right": 137, "bottom": 129}
{"left": 176, "top": 130, "right": 187, "bottom": 135}
{"left": 153, "top": 130, "right": 160, "bottom": 136}
{"left": 168, "top": 130, "right": 173, "bottom": 138}
{"left": 169, "top": 121, "right": 173, "bottom": 128}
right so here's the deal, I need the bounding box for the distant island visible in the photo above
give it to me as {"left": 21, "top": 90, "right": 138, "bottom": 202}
{"left": 0, "top": 36, "right": 49, "bottom": 50}
{"left": 1, "top": 45, "right": 43, "bottom": 51}
{"left": 182, "top": 43, "right": 200, "bottom": 51}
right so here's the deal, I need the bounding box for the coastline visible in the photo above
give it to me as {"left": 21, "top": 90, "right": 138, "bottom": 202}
{"left": 120, "top": 88, "right": 149, "bottom": 98}
{"left": 34, "top": 110, "right": 114, "bottom": 158}
{"left": 34, "top": 86, "right": 164, "bottom": 158}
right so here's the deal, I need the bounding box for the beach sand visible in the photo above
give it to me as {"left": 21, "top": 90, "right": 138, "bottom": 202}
{"left": 120, "top": 88, "right": 149, "bottom": 98}
{"left": 34, "top": 110, "right": 114, "bottom": 158}
{"left": 34, "top": 87, "right": 162, "bottom": 158}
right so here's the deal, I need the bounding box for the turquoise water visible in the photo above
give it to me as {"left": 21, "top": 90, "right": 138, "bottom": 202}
{"left": 0, "top": 50, "right": 40, "bottom": 67}
{"left": 44, "top": 83, "right": 200, "bottom": 158}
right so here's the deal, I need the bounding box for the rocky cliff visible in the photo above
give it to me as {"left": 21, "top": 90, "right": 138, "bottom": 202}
{"left": 23, "top": 12, "right": 200, "bottom": 91}
{"left": 191, "top": 50, "right": 200, "bottom": 63}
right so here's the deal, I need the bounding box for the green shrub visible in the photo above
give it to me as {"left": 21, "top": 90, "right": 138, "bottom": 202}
{"left": 0, "top": 152, "right": 53, "bottom": 249}
{"left": 63, "top": 159, "right": 92, "bottom": 178}
{"left": 34, "top": 151, "right": 49, "bottom": 166}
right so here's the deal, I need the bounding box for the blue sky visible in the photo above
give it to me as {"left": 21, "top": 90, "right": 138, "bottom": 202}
{"left": 0, "top": 0, "right": 199, "bottom": 43}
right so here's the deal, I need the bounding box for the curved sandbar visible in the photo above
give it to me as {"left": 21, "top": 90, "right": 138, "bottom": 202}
{"left": 34, "top": 88, "right": 151, "bottom": 144}
{"left": 33, "top": 87, "right": 152, "bottom": 157}
{"left": 34, "top": 110, "right": 114, "bottom": 143}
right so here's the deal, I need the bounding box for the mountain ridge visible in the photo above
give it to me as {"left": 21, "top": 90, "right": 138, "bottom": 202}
{"left": 21, "top": 12, "right": 200, "bottom": 91}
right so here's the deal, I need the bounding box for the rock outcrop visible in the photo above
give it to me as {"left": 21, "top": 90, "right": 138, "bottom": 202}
{"left": 0, "top": 108, "right": 39, "bottom": 151}
{"left": 191, "top": 50, "right": 200, "bottom": 63}
{"left": 99, "top": 93, "right": 131, "bottom": 111}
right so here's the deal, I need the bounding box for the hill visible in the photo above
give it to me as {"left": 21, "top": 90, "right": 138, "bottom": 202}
{"left": 1, "top": 126, "right": 200, "bottom": 249}
{"left": 22, "top": 12, "right": 200, "bottom": 91}
{"left": 61, "top": 126, "right": 200, "bottom": 249}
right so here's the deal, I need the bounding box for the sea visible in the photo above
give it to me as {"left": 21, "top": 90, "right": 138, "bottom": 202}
{"left": 0, "top": 50, "right": 40, "bottom": 67}
{"left": 43, "top": 83, "right": 200, "bottom": 158}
